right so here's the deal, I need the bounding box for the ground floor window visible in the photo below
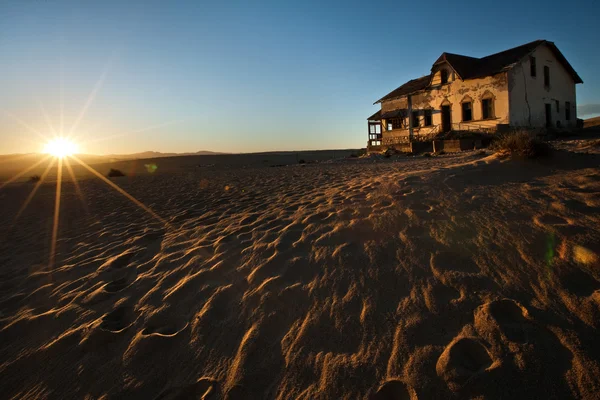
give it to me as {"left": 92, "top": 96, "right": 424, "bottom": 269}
{"left": 481, "top": 98, "right": 494, "bottom": 119}
{"left": 387, "top": 118, "right": 404, "bottom": 130}
{"left": 462, "top": 102, "right": 473, "bottom": 122}
{"left": 566, "top": 101, "right": 571, "bottom": 120}
{"left": 411, "top": 111, "right": 420, "bottom": 128}
{"left": 424, "top": 109, "right": 432, "bottom": 126}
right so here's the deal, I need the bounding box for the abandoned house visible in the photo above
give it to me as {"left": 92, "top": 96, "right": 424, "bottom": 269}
{"left": 367, "top": 40, "right": 583, "bottom": 149}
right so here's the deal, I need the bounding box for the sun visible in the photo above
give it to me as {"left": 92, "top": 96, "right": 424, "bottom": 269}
{"left": 43, "top": 137, "right": 78, "bottom": 158}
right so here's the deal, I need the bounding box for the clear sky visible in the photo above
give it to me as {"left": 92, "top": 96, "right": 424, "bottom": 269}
{"left": 1, "top": 0, "right": 599, "bottom": 155}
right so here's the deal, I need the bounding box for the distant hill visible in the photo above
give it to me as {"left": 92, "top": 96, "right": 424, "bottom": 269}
{"left": 103, "top": 150, "right": 225, "bottom": 160}
{"left": 584, "top": 116, "right": 600, "bottom": 129}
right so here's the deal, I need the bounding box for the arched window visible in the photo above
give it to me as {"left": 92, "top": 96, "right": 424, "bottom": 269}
{"left": 481, "top": 91, "right": 495, "bottom": 119}
{"left": 440, "top": 69, "right": 449, "bottom": 84}
{"left": 461, "top": 95, "right": 473, "bottom": 122}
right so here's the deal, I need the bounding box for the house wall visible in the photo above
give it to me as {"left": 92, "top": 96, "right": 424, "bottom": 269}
{"left": 379, "top": 72, "right": 510, "bottom": 137}
{"left": 508, "top": 44, "right": 577, "bottom": 128}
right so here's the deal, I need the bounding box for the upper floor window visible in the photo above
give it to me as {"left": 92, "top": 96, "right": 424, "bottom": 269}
{"left": 544, "top": 66, "right": 550, "bottom": 87}
{"left": 424, "top": 109, "right": 433, "bottom": 126}
{"left": 565, "top": 101, "right": 571, "bottom": 120}
{"left": 530, "top": 56, "right": 536, "bottom": 77}
{"left": 462, "top": 102, "right": 473, "bottom": 122}
{"left": 441, "top": 69, "right": 449, "bottom": 84}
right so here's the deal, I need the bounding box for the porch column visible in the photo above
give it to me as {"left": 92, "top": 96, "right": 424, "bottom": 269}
{"left": 407, "top": 95, "right": 413, "bottom": 140}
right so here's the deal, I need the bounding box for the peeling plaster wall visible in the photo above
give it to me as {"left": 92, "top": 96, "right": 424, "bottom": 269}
{"left": 381, "top": 98, "right": 408, "bottom": 113}
{"left": 379, "top": 72, "right": 509, "bottom": 136}
{"left": 508, "top": 44, "right": 577, "bottom": 128}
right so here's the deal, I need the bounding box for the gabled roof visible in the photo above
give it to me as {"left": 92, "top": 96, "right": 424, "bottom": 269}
{"left": 432, "top": 52, "right": 480, "bottom": 79}
{"left": 374, "top": 40, "right": 583, "bottom": 105}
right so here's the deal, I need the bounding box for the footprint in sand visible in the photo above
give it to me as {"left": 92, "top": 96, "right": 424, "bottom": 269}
{"left": 475, "top": 299, "right": 531, "bottom": 343}
{"left": 100, "top": 249, "right": 139, "bottom": 270}
{"left": 371, "top": 379, "right": 412, "bottom": 400}
{"left": 436, "top": 337, "right": 493, "bottom": 392}
{"left": 534, "top": 214, "right": 569, "bottom": 227}
{"left": 100, "top": 306, "right": 134, "bottom": 333}
{"left": 104, "top": 273, "right": 137, "bottom": 293}
{"left": 155, "top": 377, "right": 218, "bottom": 400}
{"left": 430, "top": 251, "right": 480, "bottom": 275}
{"left": 558, "top": 268, "right": 600, "bottom": 297}
{"left": 406, "top": 203, "right": 431, "bottom": 212}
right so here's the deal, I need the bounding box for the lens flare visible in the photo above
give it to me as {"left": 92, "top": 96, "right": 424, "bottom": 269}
{"left": 43, "top": 137, "right": 78, "bottom": 158}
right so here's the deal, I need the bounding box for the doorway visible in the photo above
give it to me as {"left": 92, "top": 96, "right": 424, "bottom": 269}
{"left": 441, "top": 105, "right": 451, "bottom": 132}
{"left": 545, "top": 103, "right": 552, "bottom": 128}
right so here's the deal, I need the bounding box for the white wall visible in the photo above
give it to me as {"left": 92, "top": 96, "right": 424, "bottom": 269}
{"left": 508, "top": 44, "right": 578, "bottom": 128}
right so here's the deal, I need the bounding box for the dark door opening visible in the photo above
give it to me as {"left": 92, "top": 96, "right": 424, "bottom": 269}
{"left": 545, "top": 103, "right": 552, "bottom": 128}
{"left": 441, "top": 105, "right": 451, "bottom": 132}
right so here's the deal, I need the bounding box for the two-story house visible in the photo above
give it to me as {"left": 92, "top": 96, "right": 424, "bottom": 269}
{"left": 367, "top": 40, "right": 583, "bottom": 149}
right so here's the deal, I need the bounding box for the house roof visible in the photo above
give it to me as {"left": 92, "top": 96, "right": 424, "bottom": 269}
{"left": 374, "top": 75, "right": 431, "bottom": 104}
{"left": 367, "top": 110, "right": 381, "bottom": 121}
{"left": 374, "top": 40, "right": 583, "bottom": 105}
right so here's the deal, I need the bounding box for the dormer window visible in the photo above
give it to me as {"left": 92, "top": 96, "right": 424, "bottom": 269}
{"left": 441, "top": 69, "right": 449, "bottom": 84}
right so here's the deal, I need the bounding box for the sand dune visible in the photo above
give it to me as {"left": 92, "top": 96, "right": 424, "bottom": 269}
{"left": 1, "top": 147, "right": 600, "bottom": 398}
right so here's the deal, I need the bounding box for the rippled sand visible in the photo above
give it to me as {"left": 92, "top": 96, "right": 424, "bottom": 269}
{"left": 1, "top": 149, "right": 600, "bottom": 399}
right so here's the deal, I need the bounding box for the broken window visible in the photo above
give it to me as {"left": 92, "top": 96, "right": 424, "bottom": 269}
{"left": 482, "top": 98, "right": 494, "bottom": 119}
{"left": 441, "top": 69, "right": 448, "bottom": 84}
{"left": 565, "top": 101, "right": 571, "bottom": 120}
{"left": 461, "top": 102, "right": 472, "bottom": 122}
{"left": 544, "top": 66, "right": 550, "bottom": 87}
{"left": 411, "top": 111, "right": 420, "bottom": 128}
{"left": 530, "top": 56, "right": 536, "bottom": 77}
{"left": 424, "top": 109, "right": 433, "bottom": 126}
{"left": 555, "top": 100, "right": 559, "bottom": 113}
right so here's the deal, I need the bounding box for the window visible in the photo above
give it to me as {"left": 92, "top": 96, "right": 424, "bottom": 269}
{"left": 565, "top": 101, "right": 571, "bottom": 121}
{"left": 555, "top": 100, "right": 559, "bottom": 113}
{"left": 441, "top": 69, "right": 448, "bottom": 84}
{"left": 387, "top": 118, "right": 404, "bottom": 130}
{"left": 424, "top": 109, "right": 433, "bottom": 126}
{"left": 482, "top": 98, "right": 494, "bottom": 119}
{"left": 462, "top": 102, "right": 472, "bottom": 122}
{"left": 411, "top": 111, "right": 420, "bottom": 128}
{"left": 544, "top": 66, "right": 550, "bottom": 87}
{"left": 530, "top": 56, "right": 536, "bottom": 77}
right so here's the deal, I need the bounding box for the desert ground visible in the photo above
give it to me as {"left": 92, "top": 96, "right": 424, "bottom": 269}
{"left": 1, "top": 142, "right": 600, "bottom": 399}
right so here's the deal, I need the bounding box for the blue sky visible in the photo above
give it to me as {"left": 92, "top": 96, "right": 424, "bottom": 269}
{"left": 1, "top": 0, "right": 598, "bottom": 154}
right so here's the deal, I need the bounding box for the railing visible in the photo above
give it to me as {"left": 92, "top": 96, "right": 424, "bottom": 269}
{"left": 452, "top": 119, "right": 508, "bottom": 132}
{"left": 412, "top": 124, "right": 441, "bottom": 141}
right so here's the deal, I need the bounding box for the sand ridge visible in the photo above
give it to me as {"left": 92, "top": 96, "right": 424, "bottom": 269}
{"left": 1, "top": 149, "right": 600, "bottom": 398}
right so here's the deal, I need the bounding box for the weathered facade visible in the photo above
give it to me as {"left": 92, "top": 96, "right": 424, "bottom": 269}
{"left": 367, "top": 40, "right": 583, "bottom": 149}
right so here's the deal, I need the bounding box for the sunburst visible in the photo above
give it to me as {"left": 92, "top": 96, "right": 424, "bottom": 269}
{"left": 1, "top": 66, "right": 179, "bottom": 269}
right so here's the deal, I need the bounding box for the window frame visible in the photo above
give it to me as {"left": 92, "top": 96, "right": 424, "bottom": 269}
{"left": 481, "top": 98, "right": 494, "bottom": 120}
{"left": 423, "top": 109, "right": 433, "bottom": 127}
{"left": 440, "top": 69, "right": 449, "bottom": 84}
{"left": 411, "top": 111, "right": 420, "bottom": 128}
{"left": 461, "top": 101, "right": 473, "bottom": 122}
